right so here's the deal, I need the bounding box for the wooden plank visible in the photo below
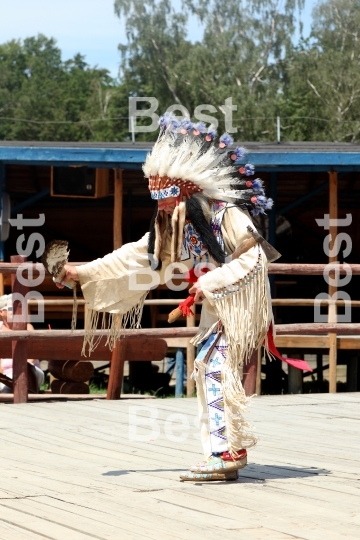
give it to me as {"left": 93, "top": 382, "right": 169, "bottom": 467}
{"left": 0, "top": 337, "right": 167, "bottom": 361}
{"left": 0, "top": 327, "right": 198, "bottom": 341}
{"left": 275, "top": 336, "right": 330, "bottom": 348}
{"left": 272, "top": 298, "right": 360, "bottom": 307}
{"left": 276, "top": 335, "right": 360, "bottom": 349}
{"left": 165, "top": 337, "right": 191, "bottom": 348}
{"left": 275, "top": 323, "right": 360, "bottom": 335}
{"left": 0, "top": 395, "right": 359, "bottom": 540}
{"left": 337, "top": 337, "right": 360, "bottom": 349}
{"left": 1, "top": 261, "right": 360, "bottom": 275}
{"left": 106, "top": 339, "right": 127, "bottom": 400}
{"left": 11, "top": 254, "right": 28, "bottom": 404}
{"left": 15, "top": 295, "right": 360, "bottom": 312}
{"left": 0, "top": 519, "right": 50, "bottom": 540}
{"left": 267, "top": 263, "right": 360, "bottom": 275}
{"left": 1, "top": 324, "right": 360, "bottom": 343}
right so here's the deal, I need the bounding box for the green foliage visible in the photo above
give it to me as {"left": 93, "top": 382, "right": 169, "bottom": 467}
{"left": 114, "top": 0, "right": 305, "bottom": 139}
{"left": 281, "top": 0, "right": 360, "bottom": 141}
{"left": 0, "top": 35, "right": 130, "bottom": 141}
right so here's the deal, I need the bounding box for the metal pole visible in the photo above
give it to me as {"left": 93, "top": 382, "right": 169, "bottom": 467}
{"left": 277, "top": 116, "right": 281, "bottom": 144}
{"left": 175, "top": 348, "right": 184, "bottom": 398}
{"left": 130, "top": 116, "right": 135, "bottom": 144}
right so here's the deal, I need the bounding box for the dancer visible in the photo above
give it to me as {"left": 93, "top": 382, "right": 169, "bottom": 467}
{"left": 58, "top": 113, "right": 274, "bottom": 481}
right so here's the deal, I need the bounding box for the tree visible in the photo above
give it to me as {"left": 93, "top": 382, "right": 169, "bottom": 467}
{"left": 281, "top": 0, "right": 360, "bottom": 142}
{"left": 114, "top": 0, "right": 304, "bottom": 140}
{"left": 0, "top": 35, "right": 130, "bottom": 142}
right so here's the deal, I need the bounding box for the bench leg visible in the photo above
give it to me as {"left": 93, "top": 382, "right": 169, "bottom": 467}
{"left": 107, "top": 339, "right": 127, "bottom": 400}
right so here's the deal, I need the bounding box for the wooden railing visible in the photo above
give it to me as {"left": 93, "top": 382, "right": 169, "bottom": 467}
{"left": 0, "top": 260, "right": 359, "bottom": 403}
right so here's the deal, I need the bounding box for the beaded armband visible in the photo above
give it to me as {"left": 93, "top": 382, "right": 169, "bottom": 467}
{"left": 213, "top": 250, "right": 263, "bottom": 303}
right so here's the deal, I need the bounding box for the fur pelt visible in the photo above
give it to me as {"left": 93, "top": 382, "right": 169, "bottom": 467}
{"left": 170, "top": 200, "right": 186, "bottom": 263}
{"left": 148, "top": 203, "right": 167, "bottom": 270}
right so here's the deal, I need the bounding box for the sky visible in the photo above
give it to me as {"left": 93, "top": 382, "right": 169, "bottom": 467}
{"left": 0, "top": 0, "right": 315, "bottom": 79}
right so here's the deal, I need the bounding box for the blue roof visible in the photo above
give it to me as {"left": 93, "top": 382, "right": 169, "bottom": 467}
{"left": 1, "top": 141, "right": 360, "bottom": 171}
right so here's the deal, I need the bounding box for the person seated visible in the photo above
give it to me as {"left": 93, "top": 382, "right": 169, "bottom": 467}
{"left": 0, "top": 294, "right": 44, "bottom": 393}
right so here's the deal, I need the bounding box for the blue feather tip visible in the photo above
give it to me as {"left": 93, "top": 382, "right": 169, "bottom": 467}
{"left": 219, "top": 133, "right": 234, "bottom": 147}
{"left": 252, "top": 178, "right": 263, "bottom": 190}
{"left": 206, "top": 125, "right": 217, "bottom": 140}
{"left": 180, "top": 118, "right": 193, "bottom": 132}
{"left": 158, "top": 111, "right": 178, "bottom": 131}
{"left": 193, "top": 122, "right": 206, "bottom": 134}
{"left": 251, "top": 196, "right": 273, "bottom": 215}
{"left": 230, "top": 146, "right": 246, "bottom": 161}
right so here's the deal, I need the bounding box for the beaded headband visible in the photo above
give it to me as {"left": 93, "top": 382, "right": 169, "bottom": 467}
{"left": 148, "top": 175, "right": 202, "bottom": 200}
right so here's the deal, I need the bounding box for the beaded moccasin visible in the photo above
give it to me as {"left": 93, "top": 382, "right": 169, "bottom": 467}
{"left": 180, "top": 470, "right": 238, "bottom": 482}
{"left": 190, "top": 449, "right": 247, "bottom": 474}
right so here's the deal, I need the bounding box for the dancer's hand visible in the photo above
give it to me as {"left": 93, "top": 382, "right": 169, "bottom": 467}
{"left": 55, "top": 264, "right": 79, "bottom": 289}
{"left": 189, "top": 282, "right": 205, "bottom": 302}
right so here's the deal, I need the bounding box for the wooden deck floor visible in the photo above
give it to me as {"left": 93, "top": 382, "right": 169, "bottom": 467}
{"left": 0, "top": 393, "right": 359, "bottom": 540}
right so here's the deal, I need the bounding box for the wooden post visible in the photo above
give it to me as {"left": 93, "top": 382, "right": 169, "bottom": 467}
{"left": 328, "top": 170, "right": 338, "bottom": 393}
{"left": 316, "top": 354, "right": 323, "bottom": 382}
{"left": 243, "top": 349, "right": 258, "bottom": 396}
{"left": 113, "top": 169, "right": 123, "bottom": 250}
{"left": 106, "top": 338, "right": 127, "bottom": 400}
{"left": 346, "top": 356, "right": 358, "bottom": 392}
{"left": 329, "top": 332, "right": 337, "bottom": 393}
{"left": 288, "top": 364, "right": 303, "bottom": 394}
{"left": 11, "top": 255, "right": 28, "bottom": 404}
{"left": 256, "top": 348, "right": 262, "bottom": 395}
{"left": 186, "top": 308, "right": 195, "bottom": 397}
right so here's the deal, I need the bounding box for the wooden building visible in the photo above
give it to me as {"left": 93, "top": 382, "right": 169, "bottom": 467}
{"left": 0, "top": 141, "right": 359, "bottom": 392}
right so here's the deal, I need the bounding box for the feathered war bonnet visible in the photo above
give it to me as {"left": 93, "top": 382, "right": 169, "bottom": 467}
{"left": 143, "top": 112, "right": 273, "bottom": 267}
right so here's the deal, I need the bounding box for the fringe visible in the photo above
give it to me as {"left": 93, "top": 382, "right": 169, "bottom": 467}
{"left": 194, "top": 348, "right": 258, "bottom": 455}
{"left": 81, "top": 293, "right": 147, "bottom": 357}
{"left": 190, "top": 321, "right": 219, "bottom": 346}
{"left": 224, "top": 389, "right": 258, "bottom": 455}
{"left": 210, "top": 250, "right": 270, "bottom": 455}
